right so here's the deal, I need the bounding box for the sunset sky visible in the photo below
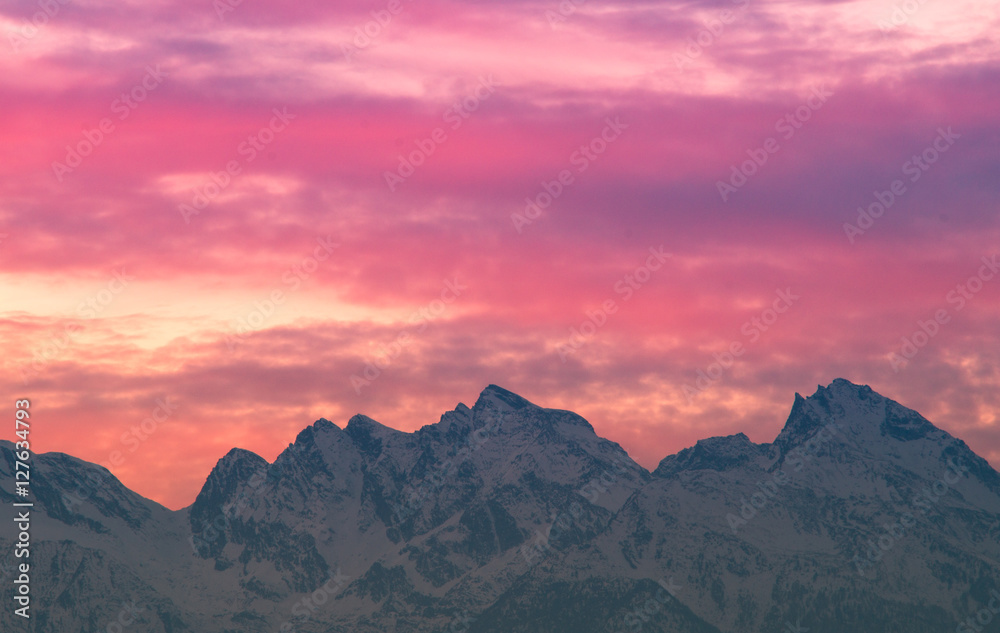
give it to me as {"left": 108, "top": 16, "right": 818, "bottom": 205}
{"left": 2, "top": 0, "right": 998, "bottom": 509}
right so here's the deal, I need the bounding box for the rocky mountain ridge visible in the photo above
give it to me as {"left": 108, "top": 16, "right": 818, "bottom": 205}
{"left": 1, "top": 379, "right": 998, "bottom": 632}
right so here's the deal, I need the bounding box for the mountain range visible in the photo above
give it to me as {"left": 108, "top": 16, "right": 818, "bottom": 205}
{"left": 2, "top": 378, "right": 999, "bottom": 632}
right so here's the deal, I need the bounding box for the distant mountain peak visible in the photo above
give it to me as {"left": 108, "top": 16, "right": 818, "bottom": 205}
{"left": 815, "top": 377, "right": 878, "bottom": 401}
{"left": 829, "top": 376, "right": 864, "bottom": 388}
{"left": 289, "top": 418, "right": 340, "bottom": 450}
{"left": 189, "top": 447, "right": 269, "bottom": 535}
{"left": 314, "top": 417, "right": 336, "bottom": 429}
{"left": 772, "top": 378, "right": 959, "bottom": 462}
{"left": 774, "top": 378, "right": 878, "bottom": 446}
{"left": 654, "top": 432, "right": 765, "bottom": 477}
{"left": 473, "top": 384, "right": 538, "bottom": 412}
{"left": 799, "top": 378, "right": 878, "bottom": 408}
{"left": 202, "top": 448, "right": 268, "bottom": 482}
{"left": 346, "top": 413, "right": 405, "bottom": 457}
{"left": 219, "top": 447, "right": 268, "bottom": 466}
{"left": 345, "top": 413, "right": 393, "bottom": 433}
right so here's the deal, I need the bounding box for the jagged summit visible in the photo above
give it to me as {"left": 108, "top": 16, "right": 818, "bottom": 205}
{"left": 346, "top": 413, "right": 406, "bottom": 457}
{"left": 772, "top": 390, "right": 832, "bottom": 450}
{"left": 473, "top": 384, "right": 538, "bottom": 411}
{"left": 189, "top": 447, "right": 269, "bottom": 530}
{"left": 295, "top": 417, "right": 338, "bottom": 438}
{"left": 773, "top": 377, "right": 947, "bottom": 451}
{"left": 654, "top": 378, "right": 964, "bottom": 477}
{"left": 266, "top": 386, "right": 553, "bottom": 465}
{"left": 288, "top": 418, "right": 341, "bottom": 451}
{"left": 219, "top": 446, "right": 268, "bottom": 466}
{"left": 809, "top": 377, "right": 882, "bottom": 405}
{"left": 315, "top": 417, "right": 337, "bottom": 429}
{"left": 345, "top": 413, "right": 402, "bottom": 436}
{"left": 209, "top": 379, "right": 969, "bottom": 491}
{"left": 777, "top": 379, "right": 882, "bottom": 438}
{"left": 804, "top": 377, "right": 877, "bottom": 406}
{"left": 202, "top": 447, "right": 268, "bottom": 482}
{"left": 828, "top": 376, "right": 869, "bottom": 390}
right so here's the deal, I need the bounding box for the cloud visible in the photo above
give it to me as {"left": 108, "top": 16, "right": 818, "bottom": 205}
{"left": 1, "top": 0, "right": 998, "bottom": 508}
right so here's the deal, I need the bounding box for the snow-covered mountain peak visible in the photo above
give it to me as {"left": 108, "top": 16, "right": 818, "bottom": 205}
{"left": 766, "top": 378, "right": 992, "bottom": 495}
{"left": 216, "top": 447, "right": 268, "bottom": 472}
{"left": 473, "top": 384, "right": 539, "bottom": 412}
{"left": 188, "top": 447, "right": 270, "bottom": 545}
{"left": 773, "top": 378, "right": 886, "bottom": 448}
{"left": 654, "top": 432, "right": 767, "bottom": 476}
{"left": 295, "top": 417, "right": 342, "bottom": 441}
{"left": 288, "top": 417, "right": 341, "bottom": 448}
{"left": 195, "top": 447, "right": 269, "bottom": 496}
{"left": 345, "top": 413, "right": 406, "bottom": 458}
{"left": 345, "top": 413, "right": 389, "bottom": 430}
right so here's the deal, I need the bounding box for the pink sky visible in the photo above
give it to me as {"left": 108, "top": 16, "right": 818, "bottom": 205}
{"left": 2, "top": 0, "right": 998, "bottom": 509}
